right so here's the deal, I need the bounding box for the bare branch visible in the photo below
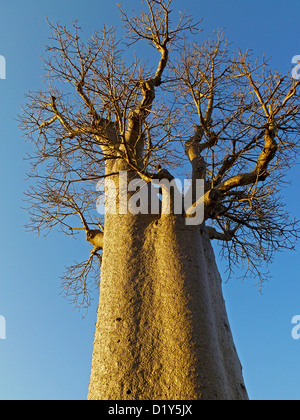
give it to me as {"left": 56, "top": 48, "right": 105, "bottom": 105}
{"left": 21, "top": 4, "right": 300, "bottom": 308}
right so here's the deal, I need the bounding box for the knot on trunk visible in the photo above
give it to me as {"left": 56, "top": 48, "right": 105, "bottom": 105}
{"left": 86, "top": 229, "right": 104, "bottom": 253}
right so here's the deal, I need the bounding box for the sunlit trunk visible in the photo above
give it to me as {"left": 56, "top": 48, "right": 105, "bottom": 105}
{"left": 88, "top": 166, "right": 248, "bottom": 400}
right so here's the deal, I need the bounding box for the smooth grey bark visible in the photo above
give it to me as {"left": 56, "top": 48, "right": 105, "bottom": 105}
{"left": 88, "top": 166, "right": 248, "bottom": 400}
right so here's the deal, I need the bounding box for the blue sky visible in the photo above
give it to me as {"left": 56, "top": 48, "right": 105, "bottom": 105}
{"left": 0, "top": 0, "right": 299, "bottom": 400}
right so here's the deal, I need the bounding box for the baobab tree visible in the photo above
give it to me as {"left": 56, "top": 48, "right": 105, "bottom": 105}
{"left": 21, "top": 0, "right": 300, "bottom": 400}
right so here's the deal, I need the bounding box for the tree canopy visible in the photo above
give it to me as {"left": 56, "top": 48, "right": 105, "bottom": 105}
{"left": 21, "top": 0, "right": 300, "bottom": 311}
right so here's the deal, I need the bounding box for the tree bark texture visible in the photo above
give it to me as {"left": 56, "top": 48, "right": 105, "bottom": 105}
{"left": 88, "top": 168, "right": 248, "bottom": 400}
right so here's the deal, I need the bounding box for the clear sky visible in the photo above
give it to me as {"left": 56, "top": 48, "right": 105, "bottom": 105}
{"left": 0, "top": 0, "right": 299, "bottom": 400}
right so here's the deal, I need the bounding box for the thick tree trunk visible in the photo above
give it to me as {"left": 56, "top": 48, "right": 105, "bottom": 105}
{"left": 88, "top": 192, "right": 248, "bottom": 399}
